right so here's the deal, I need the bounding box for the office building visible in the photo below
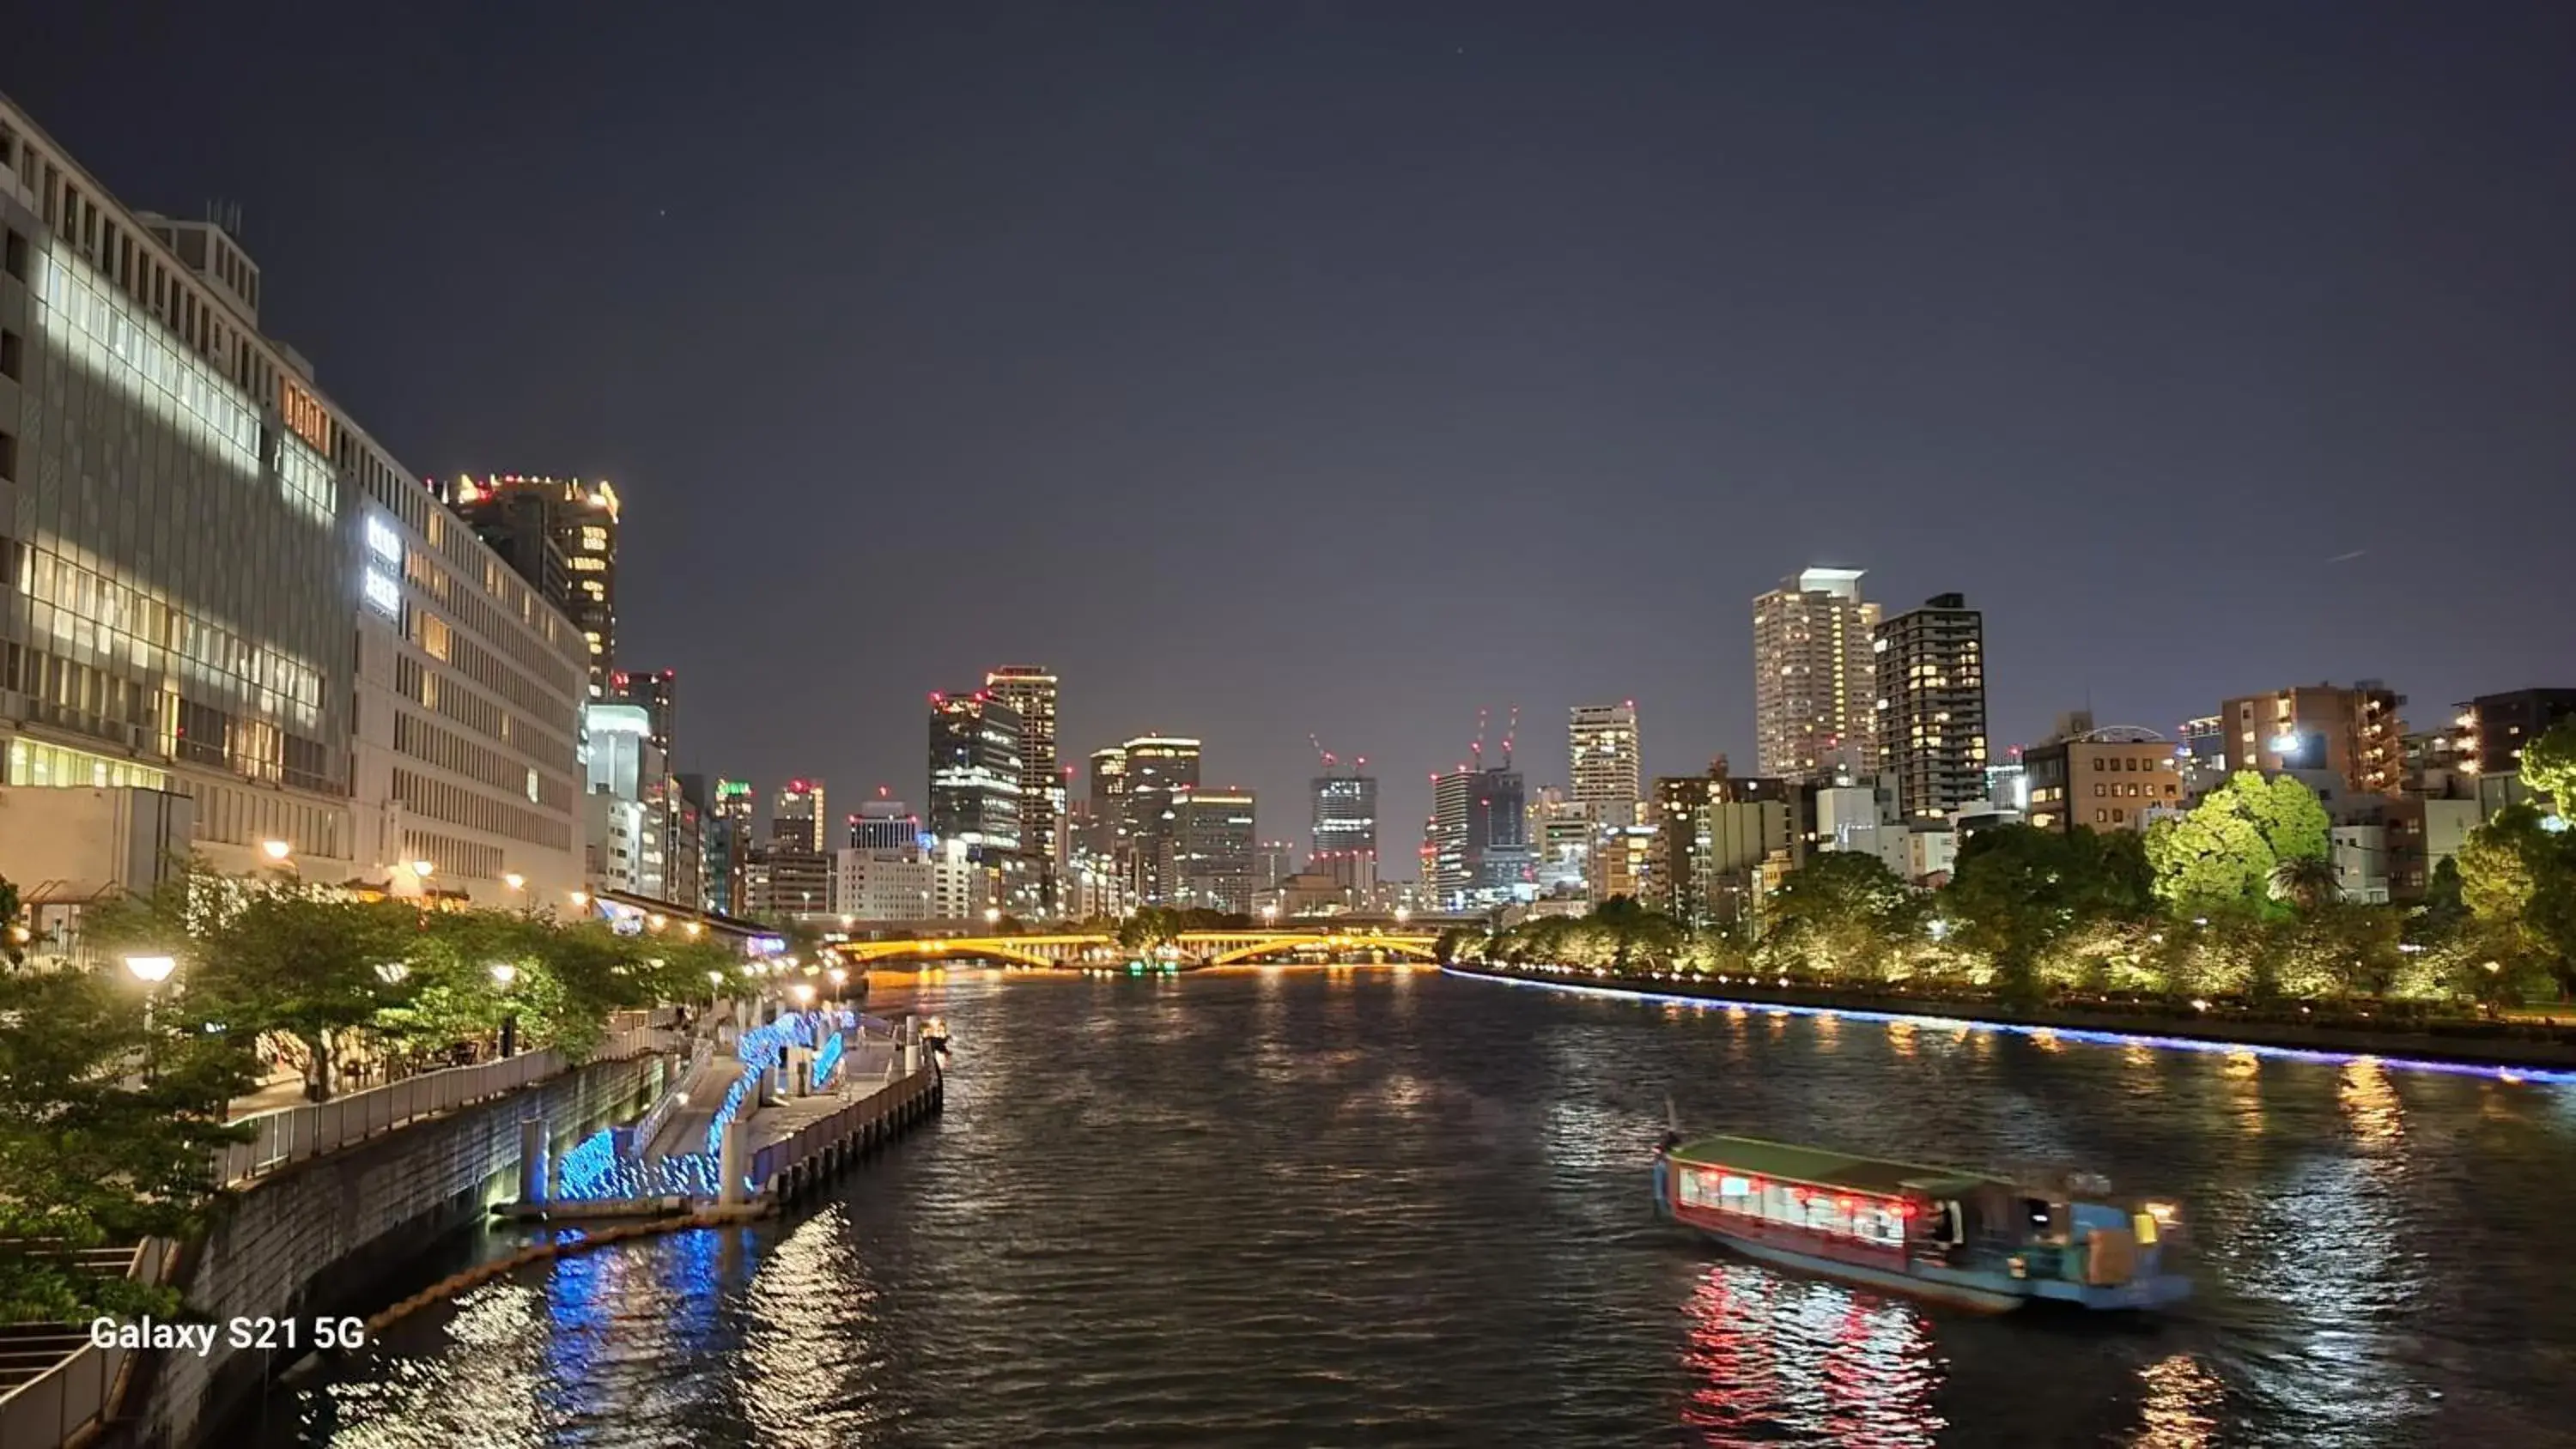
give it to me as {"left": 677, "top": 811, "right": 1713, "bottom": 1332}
{"left": 1753, "top": 567, "right": 1881, "bottom": 781}
{"left": 1309, "top": 767, "right": 1379, "bottom": 894}
{"left": 1172, "top": 788, "right": 1258, "bottom": 913}
{"left": 1569, "top": 702, "right": 1643, "bottom": 826}
{"left": 2176, "top": 715, "right": 2229, "bottom": 794}
{"left": 2021, "top": 726, "right": 2184, "bottom": 834}
{"left": 2218, "top": 682, "right": 2404, "bottom": 796}
{"left": 1873, "top": 593, "right": 1988, "bottom": 821}
{"left": 830, "top": 845, "right": 937, "bottom": 922}
{"left": 1086, "top": 745, "right": 1127, "bottom": 857}
{"left": 610, "top": 668, "right": 677, "bottom": 756}
{"left": 702, "top": 778, "right": 755, "bottom": 916}
{"left": 848, "top": 794, "right": 922, "bottom": 852}
{"left": 581, "top": 703, "right": 664, "bottom": 898}
{"left": 1257, "top": 840, "right": 1299, "bottom": 893}
{"left": 1529, "top": 790, "right": 1594, "bottom": 897}
{"left": 744, "top": 844, "right": 830, "bottom": 923}
{"left": 984, "top": 665, "right": 1061, "bottom": 906}
{"left": 0, "top": 98, "right": 585, "bottom": 908}
{"left": 1120, "top": 736, "right": 1201, "bottom": 904}
{"left": 1651, "top": 771, "right": 1798, "bottom": 922}
{"left": 773, "top": 778, "right": 826, "bottom": 852}
{"left": 1429, "top": 764, "right": 1528, "bottom": 911}
{"left": 448, "top": 473, "right": 619, "bottom": 698}
{"left": 927, "top": 692, "right": 1024, "bottom": 853}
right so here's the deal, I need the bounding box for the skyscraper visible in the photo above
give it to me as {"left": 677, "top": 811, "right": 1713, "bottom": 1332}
{"left": 1429, "top": 764, "right": 1528, "bottom": 910}
{"left": 984, "top": 666, "right": 1061, "bottom": 909}
{"left": 610, "top": 668, "right": 677, "bottom": 757}
{"left": 773, "top": 779, "right": 826, "bottom": 852}
{"left": 1873, "top": 593, "right": 1989, "bottom": 821}
{"left": 448, "top": 474, "right": 620, "bottom": 697}
{"left": 928, "top": 691, "right": 1030, "bottom": 910}
{"left": 1120, "top": 736, "right": 1202, "bottom": 904}
{"left": 702, "top": 779, "right": 756, "bottom": 916}
{"left": 1753, "top": 567, "right": 1881, "bottom": 781}
{"left": 1570, "top": 702, "right": 1643, "bottom": 826}
{"left": 1309, "top": 767, "right": 1379, "bottom": 895}
{"left": 1173, "top": 789, "right": 1258, "bottom": 912}
{"left": 1087, "top": 745, "right": 1128, "bottom": 856}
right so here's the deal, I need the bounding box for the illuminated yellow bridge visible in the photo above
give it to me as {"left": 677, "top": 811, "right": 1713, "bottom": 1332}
{"left": 831, "top": 930, "right": 1443, "bottom": 971}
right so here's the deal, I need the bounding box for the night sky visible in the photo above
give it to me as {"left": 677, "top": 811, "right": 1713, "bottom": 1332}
{"left": 13, "top": 3, "right": 2573, "bottom": 864}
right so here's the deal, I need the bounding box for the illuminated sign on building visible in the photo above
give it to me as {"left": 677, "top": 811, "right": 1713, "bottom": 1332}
{"left": 361, "top": 569, "right": 401, "bottom": 618}
{"left": 364, "top": 514, "right": 402, "bottom": 567}
{"left": 279, "top": 378, "right": 333, "bottom": 456}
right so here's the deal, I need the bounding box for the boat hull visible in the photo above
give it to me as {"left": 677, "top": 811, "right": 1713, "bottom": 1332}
{"left": 1684, "top": 1221, "right": 2030, "bottom": 1311}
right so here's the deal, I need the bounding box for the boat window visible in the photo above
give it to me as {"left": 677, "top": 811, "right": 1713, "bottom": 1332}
{"left": 1684, "top": 1167, "right": 1907, "bottom": 1247}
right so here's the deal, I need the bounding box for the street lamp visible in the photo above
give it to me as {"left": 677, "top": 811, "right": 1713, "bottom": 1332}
{"left": 410, "top": 859, "right": 435, "bottom": 881}
{"left": 503, "top": 872, "right": 526, "bottom": 892}
{"left": 260, "top": 839, "right": 292, "bottom": 863}
{"left": 791, "top": 983, "right": 816, "bottom": 1007}
{"left": 124, "top": 955, "right": 177, "bottom": 1083}
{"left": 569, "top": 890, "right": 590, "bottom": 908}
{"left": 1395, "top": 905, "right": 1411, "bottom": 925}
{"left": 489, "top": 961, "right": 518, "bottom": 986}
{"left": 489, "top": 962, "right": 519, "bottom": 1058}
{"left": 374, "top": 962, "right": 410, "bottom": 985}
{"left": 984, "top": 906, "right": 1002, "bottom": 927}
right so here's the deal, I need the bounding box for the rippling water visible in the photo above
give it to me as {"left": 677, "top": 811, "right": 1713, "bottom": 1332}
{"left": 249, "top": 967, "right": 2576, "bottom": 1447}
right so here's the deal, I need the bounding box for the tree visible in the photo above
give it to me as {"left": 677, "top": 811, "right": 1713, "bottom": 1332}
{"left": 0, "top": 965, "right": 252, "bottom": 1321}
{"left": 1764, "top": 852, "right": 1916, "bottom": 979}
{"left": 1942, "top": 825, "right": 2151, "bottom": 998}
{"left": 1, "top": 875, "right": 22, "bottom": 967}
{"left": 2457, "top": 803, "right": 2576, "bottom": 995}
{"left": 2269, "top": 855, "right": 2342, "bottom": 912}
{"left": 2146, "top": 771, "right": 2330, "bottom": 915}
{"left": 2522, "top": 717, "right": 2576, "bottom": 822}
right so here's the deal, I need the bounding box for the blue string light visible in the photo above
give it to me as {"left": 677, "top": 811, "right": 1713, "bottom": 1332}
{"left": 1446, "top": 967, "right": 2576, "bottom": 1086}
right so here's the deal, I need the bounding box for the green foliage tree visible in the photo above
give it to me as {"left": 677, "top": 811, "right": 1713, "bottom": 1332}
{"left": 1763, "top": 852, "right": 1917, "bottom": 980}
{"left": 2521, "top": 717, "right": 2576, "bottom": 821}
{"left": 0, "top": 964, "right": 252, "bottom": 1321}
{"left": 2269, "top": 855, "right": 2342, "bottom": 912}
{"left": 1941, "top": 825, "right": 2152, "bottom": 999}
{"left": 2146, "top": 771, "right": 2330, "bottom": 915}
{"left": 2457, "top": 803, "right": 2576, "bottom": 995}
{"left": 1, "top": 875, "right": 22, "bottom": 967}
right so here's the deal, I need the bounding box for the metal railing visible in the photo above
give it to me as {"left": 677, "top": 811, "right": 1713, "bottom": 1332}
{"left": 744, "top": 1064, "right": 934, "bottom": 1194}
{"left": 0, "top": 1239, "right": 171, "bottom": 1449}
{"left": 629, "top": 1036, "right": 714, "bottom": 1161}
{"left": 210, "top": 1025, "right": 676, "bottom": 1187}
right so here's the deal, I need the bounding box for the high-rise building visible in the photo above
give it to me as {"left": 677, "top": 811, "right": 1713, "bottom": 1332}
{"left": 1086, "top": 746, "right": 1128, "bottom": 856}
{"left": 984, "top": 666, "right": 1061, "bottom": 908}
{"left": 1257, "top": 840, "right": 1299, "bottom": 893}
{"left": 1873, "top": 593, "right": 1988, "bottom": 821}
{"left": 927, "top": 692, "right": 1024, "bottom": 852}
{"left": 1570, "top": 702, "right": 1643, "bottom": 826}
{"left": 0, "top": 97, "right": 586, "bottom": 910}
{"left": 1528, "top": 788, "right": 1594, "bottom": 897}
{"left": 1429, "top": 765, "right": 1528, "bottom": 911}
{"left": 1753, "top": 567, "right": 1880, "bottom": 781}
{"left": 702, "top": 778, "right": 756, "bottom": 916}
{"left": 2217, "top": 682, "right": 2405, "bottom": 796}
{"left": 773, "top": 779, "right": 826, "bottom": 852}
{"left": 1309, "top": 767, "right": 1379, "bottom": 894}
{"left": 581, "top": 703, "right": 665, "bottom": 898}
{"left": 610, "top": 668, "right": 677, "bottom": 757}
{"left": 745, "top": 845, "right": 830, "bottom": 923}
{"left": 1120, "top": 736, "right": 1202, "bottom": 904}
{"left": 1172, "top": 789, "right": 1258, "bottom": 913}
{"left": 447, "top": 474, "right": 619, "bottom": 698}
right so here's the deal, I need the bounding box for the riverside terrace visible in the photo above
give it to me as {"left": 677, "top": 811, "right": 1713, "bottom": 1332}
{"left": 831, "top": 928, "right": 1445, "bottom": 970}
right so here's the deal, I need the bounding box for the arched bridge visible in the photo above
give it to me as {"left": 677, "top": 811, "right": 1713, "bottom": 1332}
{"left": 834, "top": 930, "right": 1443, "bottom": 971}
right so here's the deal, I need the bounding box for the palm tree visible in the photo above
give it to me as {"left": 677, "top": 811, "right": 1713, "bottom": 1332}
{"left": 2269, "top": 854, "right": 2341, "bottom": 912}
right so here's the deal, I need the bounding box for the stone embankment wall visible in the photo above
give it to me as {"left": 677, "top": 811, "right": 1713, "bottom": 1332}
{"left": 132, "top": 1052, "right": 665, "bottom": 1449}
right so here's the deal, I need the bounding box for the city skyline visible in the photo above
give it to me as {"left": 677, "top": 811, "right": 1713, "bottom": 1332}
{"left": 8, "top": 5, "right": 2572, "bottom": 870}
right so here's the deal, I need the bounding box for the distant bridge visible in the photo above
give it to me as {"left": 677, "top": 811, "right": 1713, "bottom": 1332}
{"left": 833, "top": 930, "right": 1443, "bottom": 971}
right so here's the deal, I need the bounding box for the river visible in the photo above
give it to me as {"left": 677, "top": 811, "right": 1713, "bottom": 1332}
{"left": 246, "top": 966, "right": 2576, "bottom": 1447}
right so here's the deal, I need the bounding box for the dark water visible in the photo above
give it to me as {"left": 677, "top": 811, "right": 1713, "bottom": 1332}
{"left": 251, "top": 967, "right": 2576, "bottom": 1447}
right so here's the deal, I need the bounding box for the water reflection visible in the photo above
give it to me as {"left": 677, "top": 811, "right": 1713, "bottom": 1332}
{"left": 2129, "top": 1353, "right": 2222, "bottom": 1448}
{"left": 1679, "top": 1262, "right": 1942, "bottom": 1447}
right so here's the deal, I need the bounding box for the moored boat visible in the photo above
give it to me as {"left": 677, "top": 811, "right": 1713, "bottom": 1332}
{"left": 1652, "top": 1128, "right": 2190, "bottom": 1312}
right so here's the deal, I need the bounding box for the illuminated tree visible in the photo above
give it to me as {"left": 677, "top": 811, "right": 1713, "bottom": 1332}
{"left": 1942, "top": 825, "right": 2153, "bottom": 998}
{"left": 2521, "top": 717, "right": 2576, "bottom": 821}
{"left": 2145, "top": 771, "right": 2329, "bottom": 914}
{"left": 2457, "top": 803, "right": 2576, "bottom": 994}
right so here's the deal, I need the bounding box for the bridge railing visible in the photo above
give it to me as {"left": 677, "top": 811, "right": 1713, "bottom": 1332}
{"left": 0, "top": 1238, "right": 173, "bottom": 1449}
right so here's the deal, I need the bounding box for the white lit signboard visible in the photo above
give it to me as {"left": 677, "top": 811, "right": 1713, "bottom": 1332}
{"left": 365, "top": 515, "right": 403, "bottom": 567}
{"left": 362, "top": 569, "right": 402, "bottom": 618}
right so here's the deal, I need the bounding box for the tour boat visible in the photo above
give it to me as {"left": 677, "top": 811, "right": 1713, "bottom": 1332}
{"left": 1653, "top": 1125, "right": 2191, "bottom": 1313}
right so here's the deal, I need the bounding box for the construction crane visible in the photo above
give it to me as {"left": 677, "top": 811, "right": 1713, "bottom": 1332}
{"left": 1499, "top": 704, "right": 1520, "bottom": 767}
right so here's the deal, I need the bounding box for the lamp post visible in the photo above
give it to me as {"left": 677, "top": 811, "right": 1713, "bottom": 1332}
{"left": 828, "top": 967, "right": 848, "bottom": 1001}
{"left": 490, "top": 961, "right": 519, "bottom": 1058}
{"left": 124, "top": 955, "right": 177, "bottom": 1083}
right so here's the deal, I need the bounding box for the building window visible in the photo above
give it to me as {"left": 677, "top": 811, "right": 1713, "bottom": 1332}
{"left": 2, "top": 227, "right": 25, "bottom": 281}
{"left": 2093, "top": 784, "right": 2106, "bottom": 797}
{"left": 2112, "top": 808, "right": 2126, "bottom": 823}
{"left": 2094, "top": 809, "right": 2109, "bottom": 823}
{"left": 0, "top": 329, "right": 18, "bottom": 380}
{"left": 0, "top": 427, "right": 15, "bottom": 482}
{"left": 2093, "top": 758, "right": 2105, "bottom": 771}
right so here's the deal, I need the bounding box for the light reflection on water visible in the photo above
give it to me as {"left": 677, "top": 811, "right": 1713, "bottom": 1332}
{"left": 256, "top": 970, "right": 2576, "bottom": 1446}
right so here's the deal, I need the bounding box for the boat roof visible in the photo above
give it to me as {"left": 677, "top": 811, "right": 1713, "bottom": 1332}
{"left": 1669, "top": 1134, "right": 2007, "bottom": 1198}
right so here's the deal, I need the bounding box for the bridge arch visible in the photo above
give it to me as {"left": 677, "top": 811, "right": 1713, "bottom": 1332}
{"left": 1204, "top": 933, "right": 1443, "bottom": 967}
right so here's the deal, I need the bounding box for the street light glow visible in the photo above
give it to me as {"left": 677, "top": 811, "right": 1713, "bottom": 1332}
{"left": 260, "top": 839, "right": 292, "bottom": 862}
{"left": 123, "top": 955, "right": 177, "bottom": 984}
{"left": 489, "top": 961, "right": 518, "bottom": 985}
{"left": 791, "top": 983, "right": 817, "bottom": 1006}
{"left": 410, "top": 859, "right": 435, "bottom": 880}
{"left": 503, "top": 872, "right": 526, "bottom": 890}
